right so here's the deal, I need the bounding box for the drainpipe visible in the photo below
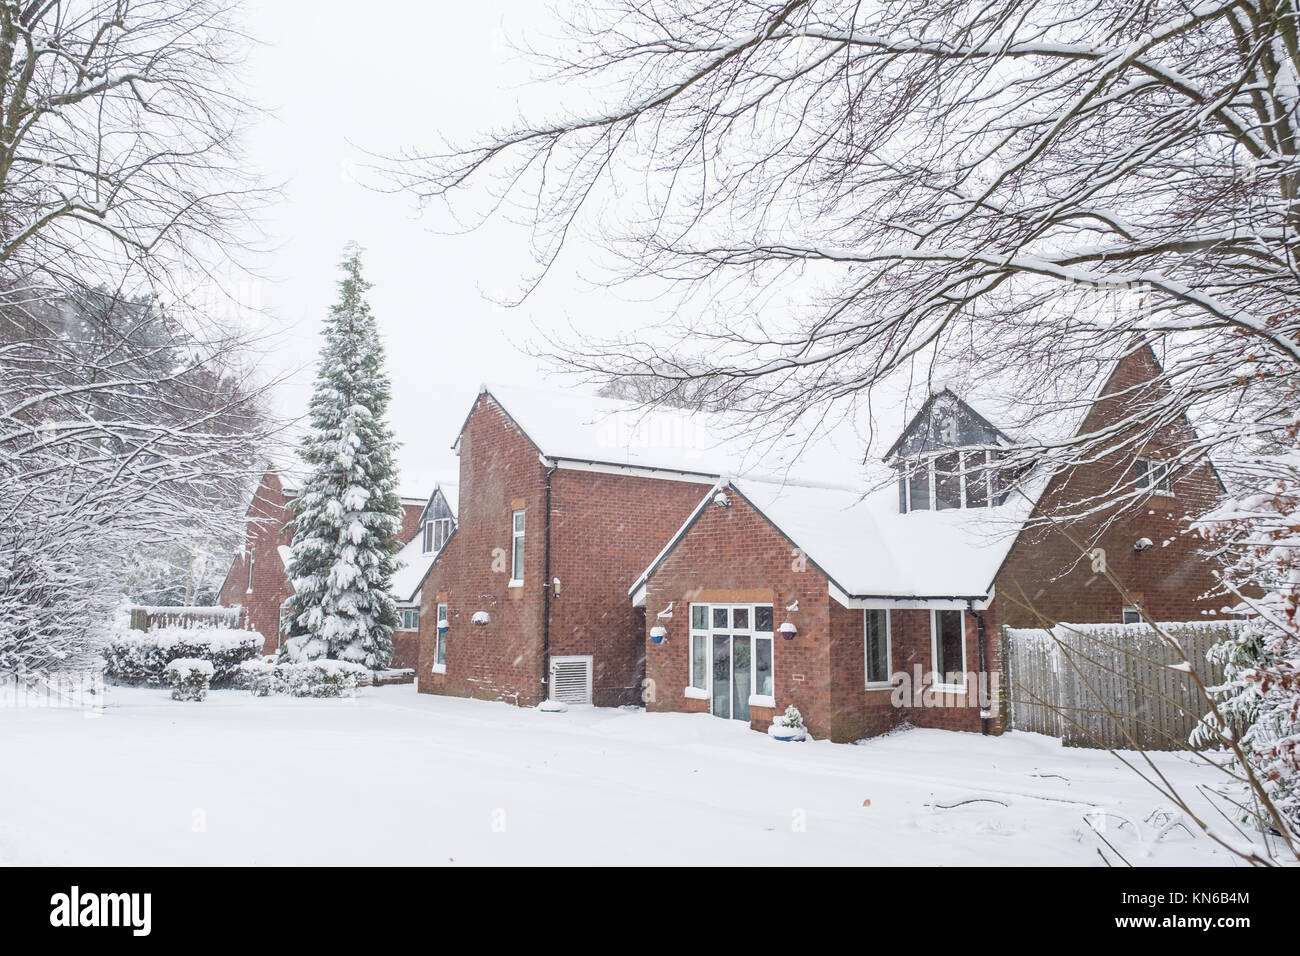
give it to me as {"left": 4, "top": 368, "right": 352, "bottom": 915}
{"left": 968, "top": 601, "right": 989, "bottom": 736}
{"left": 541, "top": 459, "right": 557, "bottom": 702}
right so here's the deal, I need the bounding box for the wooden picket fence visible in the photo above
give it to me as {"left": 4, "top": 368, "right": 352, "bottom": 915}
{"left": 127, "top": 605, "right": 242, "bottom": 631}
{"left": 1003, "top": 621, "right": 1241, "bottom": 750}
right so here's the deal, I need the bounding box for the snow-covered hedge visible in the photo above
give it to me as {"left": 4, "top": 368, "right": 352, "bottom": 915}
{"left": 237, "top": 658, "right": 369, "bottom": 698}
{"left": 104, "top": 627, "right": 262, "bottom": 687}
{"left": 164, "top": 658, "right": 213, "bottom": 702}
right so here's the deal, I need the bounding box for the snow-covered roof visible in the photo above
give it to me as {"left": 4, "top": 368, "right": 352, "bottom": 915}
{"left": 477, "top": 383, "right": 869, "bottom": 487}
{"left": 630, "top": 477, "right": 1040, "bottom": 606}
{"left": 391, "top": 534, "right": 439, "bottom": 605}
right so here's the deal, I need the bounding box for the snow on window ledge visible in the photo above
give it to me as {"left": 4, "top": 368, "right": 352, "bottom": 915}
{"left": 507, "top": 579, "right": 523, "bottom": 589}
{"left": 748, "top": 694, "right": 775, "bottom": 708}
{"left": 431, "top": 664, "right": 446, "bottom": 675}
{"left": 683, "top": 686, "right": 708, "bottom": 700}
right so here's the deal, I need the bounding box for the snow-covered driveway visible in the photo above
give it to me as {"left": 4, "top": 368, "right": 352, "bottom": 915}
{"left": 0, "top": 686, "right": 1238, "bottom": 865}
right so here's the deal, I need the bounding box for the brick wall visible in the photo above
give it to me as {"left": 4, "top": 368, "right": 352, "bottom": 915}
{"left": 548, "top": 470, "right": 709, "bottom": 706}
{"left": 398, "top": 502, "right": 424, "bottom": 544}
{"left": 995, "top": 346, "right": 1225, "bottom": 628}
{"left": 417, "top": 394, "right": 712, "bottom": 707}
{"left": 643, "top": 491, "right": 837, "bottom": 737}
{"left": 217, "top": 471, "right": 294, "bottom": 654}
{"left": 418, "top": 395, "right": 549, "bottom": 705}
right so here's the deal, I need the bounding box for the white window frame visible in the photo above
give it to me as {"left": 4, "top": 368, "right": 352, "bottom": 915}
{"left": 864, "top": 608, "right": 892, "bottom": 689}
{"left": 900, "top": 449, "right": 1000, "bottom": 513}
{"left": 433, "top": 602, "right": 449, "bottom": 673}
{"left": 397, "top": 607, "right": 419, "bottom": 632}
{"left": 1121, "top": 605, "right": 1142, "bottom": 625}
{"left": 930, "top": 608, "right": 968, "bottom": 693}
{"left": 246, "top": 552, "right": 255, "bottom": 593}
{"left": 687, "top": 603, "right": 775, "bottom": 708}
{"left": 509, "top": 510, "right": 525, "bottom": 587}
{"left": 278, "top": 600, "right": 292, "bottom": 648}
{"left": 423, "top": 517, "right": 452, "bottom": 555}
{"left": 1135, "top": 457, "right": 1172, "bottom": 496}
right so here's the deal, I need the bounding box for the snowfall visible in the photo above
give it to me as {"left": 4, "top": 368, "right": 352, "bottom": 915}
{"left": 0, "top": 685, "right": 1257, "bottom": 866}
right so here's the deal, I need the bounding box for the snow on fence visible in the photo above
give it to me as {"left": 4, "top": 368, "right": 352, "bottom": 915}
{"left": 1004, "top": 621, "right": 1243, "bottom": 751}
{"left": 128, "top": 605, "right": 242, "bottom": 632}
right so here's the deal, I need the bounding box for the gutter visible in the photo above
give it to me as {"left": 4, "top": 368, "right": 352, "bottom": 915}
{"left": 541, "top": 458, "right": 558, "bottom": 702}
{"left": 968, "top": 599, "right": 989, "bottom": 736}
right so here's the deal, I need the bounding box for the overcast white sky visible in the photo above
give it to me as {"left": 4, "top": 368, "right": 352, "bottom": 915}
{"left": 238, "top": 1, "right": 655, "bottom": 497}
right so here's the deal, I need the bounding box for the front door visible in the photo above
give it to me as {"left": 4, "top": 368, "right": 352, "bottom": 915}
{"left": 710, "top": 633, "right": 752, "bottom": 722}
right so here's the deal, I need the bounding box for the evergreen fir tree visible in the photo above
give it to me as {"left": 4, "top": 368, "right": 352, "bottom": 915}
{"left": 283, "top": 246, "right": 400, "bottom": 669}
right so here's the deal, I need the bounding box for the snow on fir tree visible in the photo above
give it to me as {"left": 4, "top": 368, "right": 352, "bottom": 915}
{"left": 282, "top": 246, "right": 401, "bottom": 670}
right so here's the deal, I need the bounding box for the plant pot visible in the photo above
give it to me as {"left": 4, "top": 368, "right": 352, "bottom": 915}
{"left": 767, "top": 723, "right": 807, "bottom": 742}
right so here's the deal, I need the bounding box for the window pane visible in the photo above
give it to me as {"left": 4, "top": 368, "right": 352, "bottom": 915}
{"left": 908, "top": 462, "right": 930, "bottom": 511}
{"left": 934, "top": 453, "right": 962, "bottom": 510}
{"left": 865, "top": 609, "right": 888, "bottom": 684}
{"left": 512, "top": 536, "right": 524, "bottom": 580}
{"left": 712, "top": 607, "right": 728, "bottom": 629}
{"left": 754, "top": 637, "right": 773, "bottom": 697}
{"left": 965, "top": 452, "right": 989, "bottom": 508}
{"left": 754, "top": 606, "right": 773, "bottom": 632}
{"left": 513, "top": 511, "right": 525, "bottom": 533}
{"left": 691, "top": 633, "right": 708, "bottom": 689}
{"left": 732, "top": 607, "right": 749, "bottom": 630}
{"left": 436, "top": 631, "right": 446, "bottom": 666}
{"left": 1134, "top": 458, "right": 1149, "bottom": 490}
{"left": 935, "top": 610, "right": 965, "bottom": 680}
{"left": 991, "top": 453, "right": 1013, "bottom": 505}
{"left": 437, "top": 603, "right": 448, "bottom": 624}
{"left": 732, "top": 638, "right": 751, "bottom": 721}
{"left": 691, "top": 604, "right": 707, "bottom": 629}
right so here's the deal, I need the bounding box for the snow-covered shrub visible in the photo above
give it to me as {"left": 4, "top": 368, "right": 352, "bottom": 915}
{"left": 239, "top": 659, "right": 280, "bottom": 697}
{"left": 164, "top": 658, "right": 213, "bottom": 701}
{"left": 238, "top": 659, "right": 369, "bottom": 698}
{"left": 774, "top": 705, "right": 804, "bottom": 729}
{"left": 279, "top": 660, "right": 369, "bottom": 698}
{"left": 768, "top": 705, "right": 807, "bottom": 741}
{"left": 104, "top": 626, "right": 262, "bottom": 687}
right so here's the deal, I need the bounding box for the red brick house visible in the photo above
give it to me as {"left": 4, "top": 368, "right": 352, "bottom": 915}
{"left": 416, "top": 345, "right": 1225, "bottom": 743}
{"left": 630, "top": 346, "right": 1225, "bottom": 741}
{"left": 217, "top": 468, "right": 442, "bottom": 660}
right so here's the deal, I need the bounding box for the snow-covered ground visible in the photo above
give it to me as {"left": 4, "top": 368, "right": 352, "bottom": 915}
{"left": 0, "top": 685, "right": 1245, "bottom": 865}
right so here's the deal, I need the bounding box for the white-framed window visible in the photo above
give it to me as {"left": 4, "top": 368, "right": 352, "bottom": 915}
{"left": 1135, "top": 458, "right": 1172, "bottom": 495}
{"left": 246, "top": 552, "right": 255, "bottom": 593}
{"left": 930, "top": 608, "right": 968, "bottom": 692}
{"left": 509, "top": 510, "right": 525, "bottom": 586}
{"left": 687, "top": 603, "right": 775, "bottom": 713}
{"left": 397, "top": 607, "right": 420, "bottom": 631}
{"left": 899, "top": 449, "right": 1004, "bottom": 513}
{"left": 278, "top": 600, "right": 293, "bottom": 648}
{"left": 433, "top": 602, "right": 448, "bottom": 672}
{"left": 423, "top": 517, "right": 452, "bottom": 554}
{"left": 1122, "top": 605, "right": 1142, "bottom": 625}
{"left": 864, "top": 608, "right": 891, "bottom": 689}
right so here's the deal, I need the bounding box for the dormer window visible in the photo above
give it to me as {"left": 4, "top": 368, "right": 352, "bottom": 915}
{"left": 898, "top": 449, "right": 1006, "bottom": 513}
{"left": 888, "top": 389, "right": 1014, "bottom": 515}
{"left": 423, "top": 517, "right": 452, "bottom": 554}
